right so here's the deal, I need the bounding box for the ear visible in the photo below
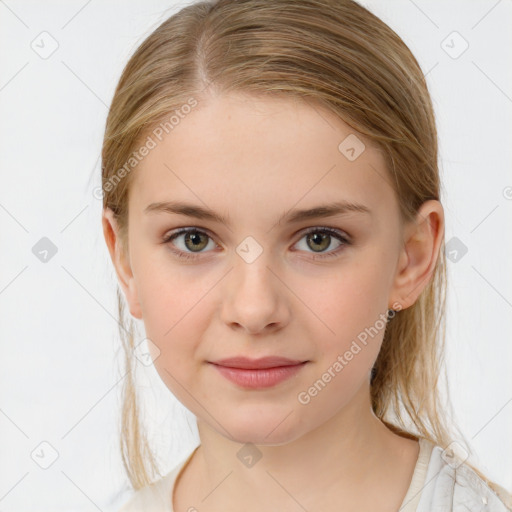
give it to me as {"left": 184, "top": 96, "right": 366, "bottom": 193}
{"left": 388, "top": 199, "right": 445, "bottom": 311}
{"left": 102, "top": 208, "right": 143, "bottom": 319}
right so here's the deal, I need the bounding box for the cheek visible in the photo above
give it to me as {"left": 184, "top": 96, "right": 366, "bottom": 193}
{"left": 133, "top": 256, "right": 222, "bottom": 374}
{"left": 137, "top": 267, "right": 206, "bottom": 403}
{"left": 308, "top": 261, "right": 389, "bottom": 364}
{"left": 313, "top": 261, "right": 386, "bottom": 324}
{"left": 134, "top": 249, "right": 206, "bottom": 331}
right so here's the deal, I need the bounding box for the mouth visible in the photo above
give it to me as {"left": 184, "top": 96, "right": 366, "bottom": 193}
{"left": 209, "top": 356, "right": 308, "bottom": 370}
{"left": 208, "top": 357, "right": 309, "bottom": 389}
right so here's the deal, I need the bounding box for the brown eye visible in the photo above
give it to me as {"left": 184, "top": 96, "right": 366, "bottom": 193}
{"left": 162, "top": 228, "right": 216, "bottom": 259}
{"left": 163, "top": 226, "right": 351, "bottom": 262}
{"left": 305, "top": 231, "right": 332, "bottom": 252}
{"left": 182, "top": 231, "right": 209, "bottom": 252}
{"left": 293, "top": 227, "right": 350, "bottom": 259}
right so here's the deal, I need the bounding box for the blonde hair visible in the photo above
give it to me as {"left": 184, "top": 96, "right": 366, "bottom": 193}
{"left": 101, "top": 0, "right": 511, "bottom": 502}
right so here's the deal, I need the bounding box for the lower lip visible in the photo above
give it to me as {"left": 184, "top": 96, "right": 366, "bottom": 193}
{"left": 210, "top": 362, "right": 308, "bottom": 389}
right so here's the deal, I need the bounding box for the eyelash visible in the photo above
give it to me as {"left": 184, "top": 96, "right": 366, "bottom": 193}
{"left": 161, "top": 226, "right": 352, "bottom": 261}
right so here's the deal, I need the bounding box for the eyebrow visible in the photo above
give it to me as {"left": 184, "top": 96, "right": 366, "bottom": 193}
{"left": 144, "top": 200, "right": 372, "bottom": 226}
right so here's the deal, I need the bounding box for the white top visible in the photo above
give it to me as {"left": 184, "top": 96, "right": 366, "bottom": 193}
{"left": 117, "top": 438, "right": 512, "bottom": 511}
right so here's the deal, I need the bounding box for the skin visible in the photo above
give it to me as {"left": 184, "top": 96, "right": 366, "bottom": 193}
{"left": 103, "top": 92, "right": 444, "bottom": 511}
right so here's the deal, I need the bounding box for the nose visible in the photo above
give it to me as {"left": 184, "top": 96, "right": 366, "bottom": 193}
{"left": 220, "top": 252, "right": 291, "bottom": 335}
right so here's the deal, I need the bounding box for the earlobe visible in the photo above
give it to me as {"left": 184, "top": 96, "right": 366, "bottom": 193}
{"left": 388, "top": 200, "right": 445, "bottom": 311}
{"left": 102, "top": 208, "right": 143, "bottom": 320}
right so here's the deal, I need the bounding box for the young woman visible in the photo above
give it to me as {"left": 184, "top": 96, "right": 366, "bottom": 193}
{"left": 100, "top": 0, "right": 512, "bottom": 510}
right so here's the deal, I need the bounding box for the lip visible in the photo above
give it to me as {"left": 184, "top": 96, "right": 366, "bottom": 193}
{"left": 208, "top": 357, "right": 309, "bottom": 389}
{"left": 210, "top": 356, "right": 307, "bottom": 369}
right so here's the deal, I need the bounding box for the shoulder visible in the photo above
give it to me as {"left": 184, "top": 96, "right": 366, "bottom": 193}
{"left": 116, "top": 471, "right": 175, "bottom": 512}
{"left": 116, "top": 445, "right": 200, "bottom": 512}
{"left": 418, "top": 442, "right": 512, "bottom": 512}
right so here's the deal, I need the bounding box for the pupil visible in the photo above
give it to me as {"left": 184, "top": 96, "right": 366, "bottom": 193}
{"left": 310, "top": 232, "right": 328, "bottom": 251}
{"left": 186, "top": 232, "right": 205, "bottom": 251}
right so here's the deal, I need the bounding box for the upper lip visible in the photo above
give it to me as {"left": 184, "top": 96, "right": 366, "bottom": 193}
{"left": 210, "top": 356, "right": 307, "bottom": 369}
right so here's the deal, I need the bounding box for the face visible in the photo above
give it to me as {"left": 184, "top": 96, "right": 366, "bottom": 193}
{"left": 107, "top": 92, "right": 414, "bottom": 445}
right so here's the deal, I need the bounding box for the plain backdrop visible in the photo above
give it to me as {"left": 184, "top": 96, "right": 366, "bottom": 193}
{"left": 0, "top": 0, "right": 511, "bottom": 510}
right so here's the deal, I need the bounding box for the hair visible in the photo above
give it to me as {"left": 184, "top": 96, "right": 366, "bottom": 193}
{"left": 100, "top": 0, "right": 511, "bottom": 503}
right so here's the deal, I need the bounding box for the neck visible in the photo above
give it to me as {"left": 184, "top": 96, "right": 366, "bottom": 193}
{"left": 186, "top": 382, "right": 417, "bottom": 510}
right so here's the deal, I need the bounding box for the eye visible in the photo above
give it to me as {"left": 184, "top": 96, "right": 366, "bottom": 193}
{"left": 293, "top": 226, "right": 351, "bottom": 260}
{"left": 162, "top": 226, "right": 351, "bottom": 261}
{"left": 162, "top": 228, "right": 217, "bottom": 260}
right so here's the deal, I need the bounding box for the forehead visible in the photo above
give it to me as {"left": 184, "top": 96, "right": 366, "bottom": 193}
{"left": 130, "top": 93, "right": 397, "bottom": 223}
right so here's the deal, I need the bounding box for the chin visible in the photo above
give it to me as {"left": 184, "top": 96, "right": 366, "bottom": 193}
{"left": 220, "top": 411, "right": 305, "bottom": 447}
